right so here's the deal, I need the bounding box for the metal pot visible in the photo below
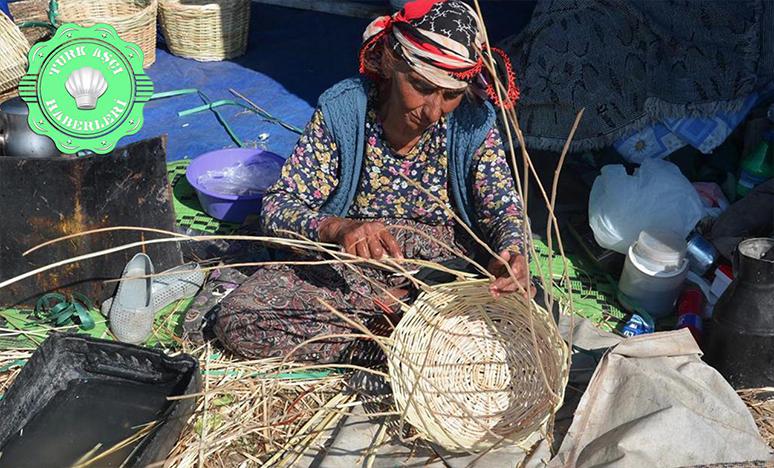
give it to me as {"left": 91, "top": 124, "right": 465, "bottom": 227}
{"left": 0, "top": 97, "right": 60, "bottom": 158}
{"left": 705, "top": 238, "right": 774, "bottom": 389}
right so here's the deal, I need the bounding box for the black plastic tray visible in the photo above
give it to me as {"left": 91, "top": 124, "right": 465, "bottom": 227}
{"left": 0, "top": 333, "right": 200, "bottom": 467}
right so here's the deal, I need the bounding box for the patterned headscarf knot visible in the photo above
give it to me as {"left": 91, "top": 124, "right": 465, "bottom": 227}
{"left": 359, "top": 0, "right": 519, "bottom": 109}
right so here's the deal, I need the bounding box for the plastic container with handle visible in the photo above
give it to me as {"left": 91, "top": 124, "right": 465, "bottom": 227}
{"left": 618, "top": 230, "right": 689, "bottom": 319}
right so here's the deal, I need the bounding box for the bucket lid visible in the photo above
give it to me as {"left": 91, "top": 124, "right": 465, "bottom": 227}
{"left": 631, "top": 230, "right": 687, "bottom": 273}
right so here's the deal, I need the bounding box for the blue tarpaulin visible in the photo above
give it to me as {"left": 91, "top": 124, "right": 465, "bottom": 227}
{"left": 115, "top": 2, "right": 535, "bottom": 161}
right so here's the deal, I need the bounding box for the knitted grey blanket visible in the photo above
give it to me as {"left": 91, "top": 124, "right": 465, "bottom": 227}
{"left": 501, "top": 0, "right": 774, "bottom": 151}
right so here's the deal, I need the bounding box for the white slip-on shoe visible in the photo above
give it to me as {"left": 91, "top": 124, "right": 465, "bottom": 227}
{"left": 107, "top": 252, "right": 155, "bottom": 344}
{"left": 102, "top": 262, "right": 205, "bottom": 320}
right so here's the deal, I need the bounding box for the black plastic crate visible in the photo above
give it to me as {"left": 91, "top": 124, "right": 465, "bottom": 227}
{"left": 0, "top": 333, "right": 200, "bottom": 468}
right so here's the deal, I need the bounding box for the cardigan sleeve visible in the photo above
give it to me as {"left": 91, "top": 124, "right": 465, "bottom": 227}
{"left": 260, "top": 108, "right": 340, "bottom": 241}
{"left": 470, "top": 127, "right": 529, "bottom": 255}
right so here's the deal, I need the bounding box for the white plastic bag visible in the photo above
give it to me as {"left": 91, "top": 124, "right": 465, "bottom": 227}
{"left": 197, "top": 160, "right": 283, "bottom": 197}
{"left": 589, "top": 159, "right": 705, "bottom": 254}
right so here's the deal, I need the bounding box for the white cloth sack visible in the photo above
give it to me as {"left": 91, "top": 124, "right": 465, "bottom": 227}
{"left": 550, "top": 329, "right": 772, "bottom": 467}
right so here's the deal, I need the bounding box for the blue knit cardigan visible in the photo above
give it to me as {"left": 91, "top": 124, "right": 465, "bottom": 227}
{"left": 317, "top": 77, "right": 497, "bottom": 237}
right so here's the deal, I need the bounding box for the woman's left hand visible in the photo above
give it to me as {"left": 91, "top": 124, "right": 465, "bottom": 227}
{"left": 487, "top": 250, "right": 535, "bottom": 299}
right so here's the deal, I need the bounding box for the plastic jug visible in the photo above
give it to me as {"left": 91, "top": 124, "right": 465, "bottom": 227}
{"left": 618, "top": 230, "right": 689, "bottom": 318}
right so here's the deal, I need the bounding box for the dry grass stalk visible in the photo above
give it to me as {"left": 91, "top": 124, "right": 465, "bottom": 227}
{"left": 0, "top": 345, "right": 352, "bottom": 467}
{"left": 158, "top": 347, "right": 349, "bottom": 467}
{"left": 0, "top": 349, "right": 31, "bottom": 397}
{"left": 739, "top": 388, "right": 774, "bottom": 449}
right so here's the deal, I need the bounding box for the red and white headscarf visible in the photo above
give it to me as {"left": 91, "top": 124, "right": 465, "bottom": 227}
{"left": 359, "top": 0, "right": 519, "bottom": 109}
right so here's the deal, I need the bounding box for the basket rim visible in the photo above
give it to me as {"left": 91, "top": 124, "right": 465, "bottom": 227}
{"left": 159, "top": 0, "right": 248, "bottom": 11}
{"left": 58, "top": 0, "right": 158, "bottom": 22}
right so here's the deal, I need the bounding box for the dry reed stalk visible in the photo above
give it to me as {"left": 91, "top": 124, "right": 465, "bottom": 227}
{"left": 0, "top": 349, "right": 31, "bottom": 397}
{"left": 739, "top": 388, "right": 774, "bottom": 449}
{"left": 471, "top": 2, "right": 579, "bottom": 423}
{"left": 472, "top": 0, "right": 580, "bottom": 330}
{"left": 156, "top": 348, "right": 349, "bottom": 467}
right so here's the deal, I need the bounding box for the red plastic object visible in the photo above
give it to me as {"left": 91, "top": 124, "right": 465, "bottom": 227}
{"left": 678, "top": 287, "right": 704, "bottom": 316}
{"left": 677, "top": 287, "right": 704, "bottom": 344}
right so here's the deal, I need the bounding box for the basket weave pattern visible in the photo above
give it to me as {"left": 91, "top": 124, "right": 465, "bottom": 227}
{"left": 0, "top": 12, "right": 30, "bottom": 95}
{"left": 388, "top": 282, "right": 569, "bottom": 452}
{"left": 159, "top": 0, "right": 250, "bottom": 62}
{"left": 57, "top": 0, "right": 158, "bottom": 67}
{"left": 8, "top": 0, "right": 50, "bottom": 44}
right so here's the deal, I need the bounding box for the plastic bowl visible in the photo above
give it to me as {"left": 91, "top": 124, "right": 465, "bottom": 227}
{"left": 185, "top": 148, "right": 285, "bottom": 223}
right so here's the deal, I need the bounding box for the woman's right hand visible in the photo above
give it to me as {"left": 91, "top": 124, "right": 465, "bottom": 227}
{"left": 319, "top": 218, "right": 404, "bottom": 260}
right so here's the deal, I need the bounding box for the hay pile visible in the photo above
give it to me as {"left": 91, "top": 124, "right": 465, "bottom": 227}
{"left": 162, "top": 347, "right": 350, "bottom": 467}
{"left": 0, "top": 343, "right": 352, "bottom": 467}
{"left": 739, "top": 388, "right": 774, "bottom": 449}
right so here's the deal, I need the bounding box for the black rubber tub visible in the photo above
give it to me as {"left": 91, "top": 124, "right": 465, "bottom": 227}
{"left": 0, "top": 333, "right": 200, "bottom": 467}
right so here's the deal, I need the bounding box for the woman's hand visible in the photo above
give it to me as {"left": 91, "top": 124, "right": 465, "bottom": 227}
{"left": 319, "top": 217, "right": 404, "bottom": 260}
{"left": 487, "top": 249, "right": 535, "bottom": 299}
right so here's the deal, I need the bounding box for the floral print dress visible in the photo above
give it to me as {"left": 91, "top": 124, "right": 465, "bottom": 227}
{"left": 214, "top": 97, "right": 528, "bottom": 363}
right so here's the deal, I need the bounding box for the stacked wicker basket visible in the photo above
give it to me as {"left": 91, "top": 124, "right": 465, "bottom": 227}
{"left": 9, "top": 0, "right": 250, "bottom": 66}
{"left": 0, "top": 12, "right": 29, "bottom": 98}
{"left": 159, "top": 0, "right": 250, "bottom": 62}
{"left": 56, "top": 0, "right": 159, "bottom": 68}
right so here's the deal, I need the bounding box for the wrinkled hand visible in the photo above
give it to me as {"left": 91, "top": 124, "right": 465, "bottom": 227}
{"left": 319, "top": 218, "right": 404, "bottom": 260}
{"left": 487, "top": 250, "right": 535, "bottom": 299}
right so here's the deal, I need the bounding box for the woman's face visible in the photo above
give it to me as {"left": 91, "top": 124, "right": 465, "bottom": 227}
{"left": 386, "top": 62, "right": 466, "bottom": 133}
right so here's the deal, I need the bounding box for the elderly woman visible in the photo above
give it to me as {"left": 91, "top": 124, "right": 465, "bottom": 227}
{"left": 214, "top": 0, "right": 530, "bottom": 362}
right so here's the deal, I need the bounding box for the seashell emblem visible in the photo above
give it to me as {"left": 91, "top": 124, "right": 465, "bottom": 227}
{"left": 65, "top": 67, "right": 108, "bottom": 110}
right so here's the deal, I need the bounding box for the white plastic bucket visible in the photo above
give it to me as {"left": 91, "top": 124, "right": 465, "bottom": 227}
{"left": 618, "top": 230, "right": 689, "bottom": 318}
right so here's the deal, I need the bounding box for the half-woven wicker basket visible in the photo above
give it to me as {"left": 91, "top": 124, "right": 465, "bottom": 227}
{"left": 159, "top": 0, "right": 250, "bottom": 62}
{"left": 0, "top": 12, "right": 30, "bottom": 95}
{"left": 388, "top": 280, "right": 569, "bottom": 453}
{"left": 57, "top": 0, "right": 158, "bottom": 68}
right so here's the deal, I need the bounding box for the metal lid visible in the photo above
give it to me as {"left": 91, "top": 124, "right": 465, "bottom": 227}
{"left": 0, "top": 97, "right": 29, "bottom": 116}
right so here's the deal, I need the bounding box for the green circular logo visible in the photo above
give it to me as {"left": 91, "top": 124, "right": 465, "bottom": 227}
{"left": 19, "top": 24, "right": 153, "bottom": 154}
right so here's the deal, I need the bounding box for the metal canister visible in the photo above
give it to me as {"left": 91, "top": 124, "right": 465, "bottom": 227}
{"left": 0, "top": 97, "right": 60, "bottom": 158}
{"left": 686, "top": 232, "right": 719, "bottom": 275}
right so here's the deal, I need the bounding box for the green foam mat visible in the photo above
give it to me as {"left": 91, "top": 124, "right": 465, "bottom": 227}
{"left": 530, "top": 240, "right": 625, "bottom": 332}
{"left": 167, "top": 160, "right": 240, "bottom": 235}
{"left": 0, "top": 298, "right": 193, "bottom": 351}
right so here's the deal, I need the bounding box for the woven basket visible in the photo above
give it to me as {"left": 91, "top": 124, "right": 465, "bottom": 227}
{"left": 388, "top": 281, "right": 569, "bottom": 453}
{"left": 0, "top": 12, "right": 30, "bottom": 96}
{"left": 9, "top": 0, "right": 51, "bottom": 44}
{"left": 159, "top": 0, "right": 250, "bottom": 62}
{"left": 57, "top": 0, "right": 158, "bottom": 68}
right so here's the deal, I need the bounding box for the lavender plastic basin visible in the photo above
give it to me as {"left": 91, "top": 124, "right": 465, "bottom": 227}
{"left": 185, "top": 148, "right": 285, "bottom": 223}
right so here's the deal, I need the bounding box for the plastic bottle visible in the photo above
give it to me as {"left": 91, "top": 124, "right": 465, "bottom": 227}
{"left": 676, "top": 287, "right": 704, "bottom": 345}
{"left": 736, "top": 130, "right": 774, "bottom": 198}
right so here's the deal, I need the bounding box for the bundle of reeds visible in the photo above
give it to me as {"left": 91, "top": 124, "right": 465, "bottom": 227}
{"left": 159, "top": 346, "right": 350, "bottom": 467}
{"left": 739, "top": 388, "right": 774, "bottom": 449}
